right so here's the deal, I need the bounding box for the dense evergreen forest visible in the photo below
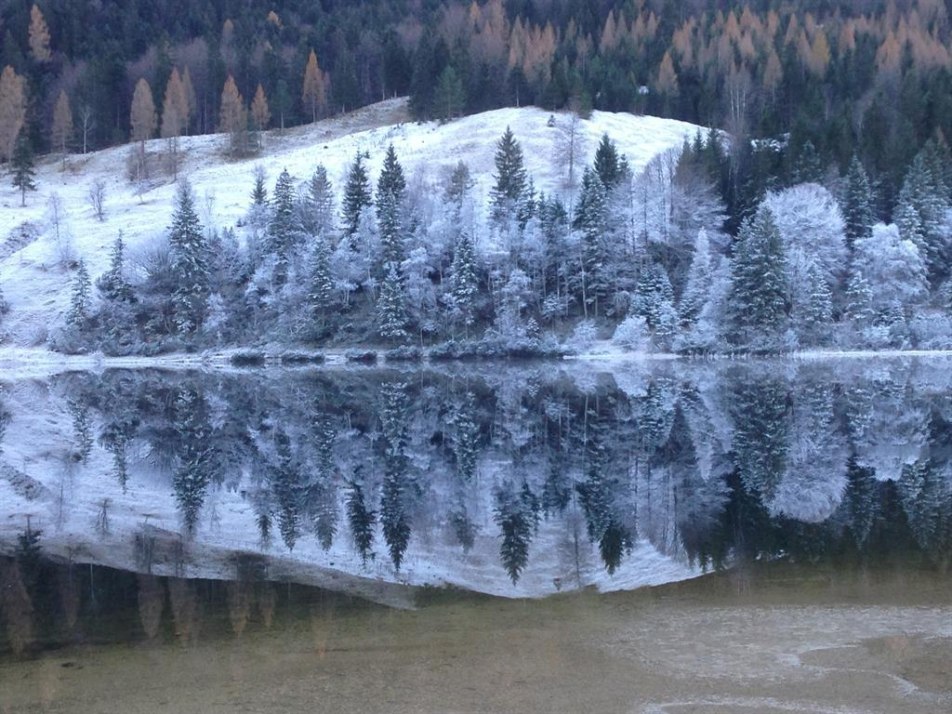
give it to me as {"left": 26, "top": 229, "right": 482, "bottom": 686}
{"left": 2, "top": 0, "right": 951, "bottom": 211}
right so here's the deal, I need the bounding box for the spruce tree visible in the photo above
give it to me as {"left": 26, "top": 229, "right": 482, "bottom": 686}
{"left": 11, "top": 134, "right": 36, "bottom": 206}
{"left": 448, "top": 232, "right": 478, "bottom": 332}
{"left": 96, "top": 237, "right": 137, "bottom": 352}
{"left": 679, "top": 228, "right": 713, "bottom": 328}
{"left": 66, "top": 260, "right": 92, "bottom": 328}
{"left": 489, "top": 127, "right": 527, "bottom": 225}
{"left": 346, "top": 472, "right": 376, "bottom": 563}
{"left": 173, "top": 387, "right": 213, "bottom": 536}
{"left": 250, "top": 166, "right": 268, "bottom": 205}
{"left": 727, "top": 206, "right": 789, "bottom": 349}
{"left": 268, "top": 168, "right": 296, "bottom": 285}
{"left": 376, "top": 145, "right": 406, "bottom": 269}
{"left": 593, "top": 133, "right": 622, "bottom": 190}
{"left": 168, "top": 181, "right": 209, "bottom": 336}
{"left": 304, "top": 165, "right": 334, "bottom": 237}
{"left": 493, "top": 480, "right": 539, "bottom": 584}
{"left": 798, "top": 260, "right": 833, "bottom": 345}
{"left": 380, "top": 383, "right": 411, "bottom": 570}
{"left": 377, "top": 262, "right": 409, "bottom": 342}
{"left": 842, "top": 156, "right": 874, "bottom": 248}
{"left": 96, "top": 237, "right": 135, "bottom": 304}
{"left": 306, "top": 236, "right": 333, "bottom": 335}
{"left": 342, "top": 152, "right": 372, "bottom": 237}
{"left": 572, "top": 167, "right": 609, "bottom": 317}
{"left": 895, "top": 151, "right": 950, "bottom": 286}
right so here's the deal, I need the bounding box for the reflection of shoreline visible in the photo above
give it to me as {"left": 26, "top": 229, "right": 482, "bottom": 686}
{"left": 4, "top": 346, "right": 952, "bottom": 380}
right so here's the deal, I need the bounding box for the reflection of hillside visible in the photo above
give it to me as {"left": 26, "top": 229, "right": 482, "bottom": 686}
{"left": 0, "top": 360, "right": 951, "bottom": 603}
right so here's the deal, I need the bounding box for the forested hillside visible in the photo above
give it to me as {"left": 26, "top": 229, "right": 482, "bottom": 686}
{"left": 2, "top": 0, "right": 951, "bottom": 216}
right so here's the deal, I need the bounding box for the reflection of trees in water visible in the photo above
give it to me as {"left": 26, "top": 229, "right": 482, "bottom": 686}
{"left": 0, "top": 559, "right": 34, "bottom": 655}
{"left": 137, "top": 574, "right": 164, "bottom": 639}
{"left": 36, "top": 363, "right": 952, "bottom": 585}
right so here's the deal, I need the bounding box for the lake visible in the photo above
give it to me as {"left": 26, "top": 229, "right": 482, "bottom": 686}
{"left": 1, "top": 358, "right": 950, "bottom": 712}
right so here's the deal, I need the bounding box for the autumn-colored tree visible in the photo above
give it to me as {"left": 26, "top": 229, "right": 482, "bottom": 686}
{"left": 656, "top": 51, "right": 679, "bottom": 95}
{"left": 0, "top": 65, "right": 27, "bottom": 162}
{"left": 181, "top": 66, "right": 197, "bottom": 134}
{"left": 251, "top": 83, "right": 270, "bottom": 131}
{"left": 28, "top": 4, "right": 51, "bottom": 63}
{"left": 302, "top": 49, "right": 326, "bottom": 122}
{"left": 219, "top": 75, "right": 250, "bottom": 155}
{"left": 51, "top": 89, "right": 73, "bottom": 156}
{"left": 130, "top": 78, "right": 157, "bottom": 146}
{"left": 161, "top": 68, "right": 188, "bottom": 140}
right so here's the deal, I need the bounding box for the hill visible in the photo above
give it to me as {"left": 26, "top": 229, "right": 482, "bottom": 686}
{"left": 0, "top": 98, "right": 701, "bottom": 348}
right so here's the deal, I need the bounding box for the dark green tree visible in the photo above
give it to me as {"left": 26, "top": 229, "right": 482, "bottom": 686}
{"left": 593, "top": 133, "right": 623, "bottom": 190}
{"left": 11, "top": 134, "right": 36, "bottom": 206}
{"left": 268, "top": 168, "right": 296, "bottom": 285}
{"left": 342, "top": 152, "right": 372, "bottom": 237}
{"left": 489, "top": 127, "right": 528, "bottom": 226}
{"left": 842, "top": 155, "right": 875, "bottom": 248}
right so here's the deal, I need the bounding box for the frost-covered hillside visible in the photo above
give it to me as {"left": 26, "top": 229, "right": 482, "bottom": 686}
{"left": 0, "top": 98, "right": 700, "bottom": 347}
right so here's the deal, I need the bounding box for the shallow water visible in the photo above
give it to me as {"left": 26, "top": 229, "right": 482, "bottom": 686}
{"left": 1, "top": 359, "right": 950, "bottom": 711}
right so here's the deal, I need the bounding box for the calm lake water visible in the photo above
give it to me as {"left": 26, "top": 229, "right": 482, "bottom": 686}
{"left": 1, "top": 359, "right": 950, "bottom": 712}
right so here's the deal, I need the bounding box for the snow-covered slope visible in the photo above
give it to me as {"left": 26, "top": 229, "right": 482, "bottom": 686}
{"left": 0, "top": 98, "right": 701, "bottom": 346}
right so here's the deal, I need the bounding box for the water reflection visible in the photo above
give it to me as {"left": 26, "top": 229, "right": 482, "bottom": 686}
{"left": 0, "top": 361, "right": 950, "bottom": 619}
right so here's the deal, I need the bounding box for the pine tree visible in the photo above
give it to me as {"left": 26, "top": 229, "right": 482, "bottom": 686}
{"left": 303, "top": 165, "right": 334, "bottom": 237}
{"left": 250, "top": 165, "right": 268, "bottom": 205}
{"left": 96, "top": 236, "right": 135, "bottom": 304}
{"left": 306, "top": 236, "right": 333, "bottom": 334}
{"left": 342, "top": 152, "right": 372, "bottom": 237}
{"left": 798, "top": 260, "right": 833, "bottom": 344}
{"left": 168, "top": 181, "right": 209, "bottom": 335}
{"left": 679, "top": 228, "right": 713, "bottom": 327}
{"left": 842, "top": 155, "right": 874, "bottom": 248}
{"left": 727, "top": 206, "right": 789, "bottom": 348}
{"left": 433, "top": 65, "right": 465, "bottom": 122}
{"left": 377, "top": 262, "right": 409, "bottom": 342}
{"left": 490, "top": 127, "right": 528, "bottom": 226}
{"left": 376, "top": 145, "right": 406, "bottom": 269}
{"left": 268, "top": 168, "right": 296, "bottom": 285}
{"left": 593, "top": 133, "right": 623, "bottom": 189}
{"left": 66, "top": 260, "right": 91, "bottom": 327}
{"left": 448, "top": 232, "right": 478, "bottom": 331}
{"left": 572, "top": 167, "right": 609, "bottom": 317}
{"left": 11, "top": 133, "right": 35, "bottom": 206}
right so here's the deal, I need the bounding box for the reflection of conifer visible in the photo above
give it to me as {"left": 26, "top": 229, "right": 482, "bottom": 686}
{"left": 450, "top": 504, "right": 476, "bottom": 552}
{"left": 271, "top": 431, "right": 302, "bottom": 551}
{"left": 68, "top": 398, "right": 94, "bottom": 462}
{"left": 450, "top": 391, "right": 479, "bottom": 482}
{"left": 542, "top": 457, "right": 571, "bottom": 516}
{"left": 380, "top": 382, "right": 412, "bottom": 570}
{"left": 898, "top": 460, "right": 951, "bottom": 563}
{"left": 172, "top": 387, "right": 213, "bottom": 536}
{"left": 309, "top": 409, "right": 339, "bottom": 550}
{"left": 843, "top": 457, "right": 878, "bottom": 547}
{"left": 731, "top": 377, "right": 790, "bottom": 500}
{"left": 493, "top": 481, "right": 540, "bottom": 584}
{"left": 346, "top": 470, "right": 376, "bottom": 563}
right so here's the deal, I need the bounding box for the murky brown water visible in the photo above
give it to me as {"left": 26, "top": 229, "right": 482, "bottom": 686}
{"left": 2, "top": 566, "right": 950, "bottom": 714}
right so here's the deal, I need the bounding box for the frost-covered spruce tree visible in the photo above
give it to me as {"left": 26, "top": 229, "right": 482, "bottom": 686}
{"left": 489, "top": 127, "right": 528, "bottom": 226}
{"left": 633, "top": 261, "right": 675, "bottom": 331}
{"left": 306, "top": 236, "right": 333, "bottom": 335}
{"left": 268, "top": 168, "right": 296, "bottom": 286}
{"left": 679, "top": 228, "right": 713, "bottom": 328}
{"left": 842, "top": 156, "right": 875, "bottom": 248}
{"left": 376, "top": 145, "right": 406, "bottom": 270}
{"left": 895, "top": 150, "right": 951, "bottom": 286}
{"left": 95, "top": 236, "right": 137, "bottom": 352}
{"left": 377, "top": 262, "right": 409, "bottom": 342}
{"left": 250, "top": 165, "right": 268, "bottom": 205}
{"left": 797, "top": 260, "right": 833, "bottom": 345}
{"left": 66, "top": 260, "right": 92, "bottom": 328}
{"left": 168, "top": 181, "right": 209, "bottom": 336}
{"left": 448, "top": 232, "right": 478, "bottom": 332}
{"left": 572, "top": 167, "right": 609, "bottom": 318}
{"left": 173, "top": 387, "right": 213, "bottom": 536}
{"left": 342, "top": 151, "right": 372, "bottom": 238}
{"left": 727, "top": 206, "right": 789, "bottom": 349}
{"left": 303, "top": 165, "right": 335, "bottom": 237}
